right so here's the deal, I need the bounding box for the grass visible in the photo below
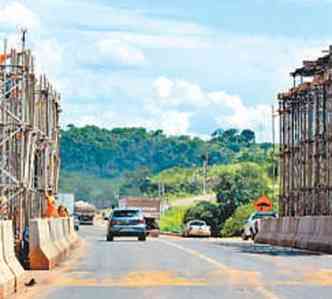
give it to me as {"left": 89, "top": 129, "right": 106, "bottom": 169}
{"left": 159, "top": 206, "right": 190, "bottom": 233}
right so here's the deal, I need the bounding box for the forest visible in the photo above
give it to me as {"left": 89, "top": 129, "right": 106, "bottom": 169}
{"left": 60, "top": 125, "right": 274, "bottom": 207}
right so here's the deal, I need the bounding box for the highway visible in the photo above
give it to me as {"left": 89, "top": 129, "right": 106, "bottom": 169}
{"left": 35, "top": 224, "right": 332, "bottom": 299}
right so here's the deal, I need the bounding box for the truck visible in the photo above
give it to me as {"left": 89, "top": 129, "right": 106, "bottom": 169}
{"left": 119, "top": 197, "right": 161, "bottom": 236}
{"left": 74, "top": 201, "right": 96, "bottom": 225}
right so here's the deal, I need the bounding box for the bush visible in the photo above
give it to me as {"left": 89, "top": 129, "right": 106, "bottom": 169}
{"left": 220, "top": 203, "right": 256, "bottom": 237}
{"left": 183, "top": 201, "right": 223, "bottom": 237}
{"left": 213, "top": 162, "right": 271, "bottom": 208}
{"left": 159, "top": 207, "right": 189, "bottom": 233}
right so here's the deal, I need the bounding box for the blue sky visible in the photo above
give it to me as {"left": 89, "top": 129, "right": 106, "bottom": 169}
{"left": 0, "top": 0, "right": 331, "bottom": 140}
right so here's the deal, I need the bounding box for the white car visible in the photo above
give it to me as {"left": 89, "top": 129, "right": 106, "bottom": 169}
{"left": 183, "top": 220, "right": 211, "bottom": 237}
{"left": 242, "top": 211, "right": 277, "bottom": 240}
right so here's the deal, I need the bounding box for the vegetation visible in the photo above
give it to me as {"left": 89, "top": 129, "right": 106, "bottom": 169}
{"left": 183, "top": 201, "right": 224, "bottom": 236}
{"left": 159, "top": 207, "right": 189, "bottom": 233}
{"left": 220, "top": 204, "right": 256, "bottom": 237}
{"left": 59, "top": 124, "right": 277, "bottom": 233}
{"left": 179, "top": 162, "right": 275, "bottom": 237}
{"left": 59, "top": 171, "right": 121, "bottom": 207}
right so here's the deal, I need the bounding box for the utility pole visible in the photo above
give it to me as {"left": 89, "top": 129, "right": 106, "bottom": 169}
{"left": 202, "top": 152, "right": 208, "bottom": 194}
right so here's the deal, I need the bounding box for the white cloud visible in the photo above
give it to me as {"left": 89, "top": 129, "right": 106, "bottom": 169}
{"left": 158, "top": 111, "right": 191, "bottom": 135}
{"left": 153, "top": 77, "right": 206, "bottom": 109}
{"left": 150, "top": 77, "right": 272, "bottom": 140}
{"left": 33, "top": 38, "right": 64, "bottom": 84}
{"left": 154, "top": 77, "right": 174, "bottom": 98}
{"left": 106, "top": 32, "right": 211, "bottom": 49}
{"left": 97, "top": 39, "right": 146, "bottom": 66}
{"left": 0, "top": 2, "right": 40, "bottom": 30}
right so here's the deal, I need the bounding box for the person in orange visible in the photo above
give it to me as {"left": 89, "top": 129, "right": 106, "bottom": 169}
{"left": 46, "top": 191, "right": 59, "bottom": 218}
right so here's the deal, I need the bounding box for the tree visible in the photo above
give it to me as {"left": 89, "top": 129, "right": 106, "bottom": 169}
{"left": 222, "top": 128, "right": 239, "bottom": 144}
{"left": 213, "top": 163, "right": 270, "bottom": 210}
{"left": 211, "top": 128, "right": 224, "bottom": 139}
{"left": 183, "top": 201, "right": 223, "bottom": 236}
{"left": 240, "top": 129, "right": 255, "bottom": 145}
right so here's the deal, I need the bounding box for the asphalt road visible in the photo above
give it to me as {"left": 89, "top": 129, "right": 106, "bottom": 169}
{"left": 35, "top": 224, "right": 332, "bottom": 299}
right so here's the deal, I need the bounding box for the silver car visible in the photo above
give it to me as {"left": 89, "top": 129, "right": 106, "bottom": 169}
{"left": 183, "top": 220, "right": 211, "bottom": 237}
{"left": 242, "top": 211, "right": 277, "bottom": 240}
{"left": 107, "top": 208, "right": 147, "bottom": 241}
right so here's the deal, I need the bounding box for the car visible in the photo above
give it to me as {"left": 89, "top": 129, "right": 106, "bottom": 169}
{"left": 183, "top": 220, "right": 211, "bottom": 238}
{"left": 242, "top": 211, "right": 277, "bottom": 240}
{"left": 107, "top": 208, "right": 147, "bottom": 241}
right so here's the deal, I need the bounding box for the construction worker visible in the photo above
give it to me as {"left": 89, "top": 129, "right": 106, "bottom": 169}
{"left": 58, "top": 205, "right": 67, "bottom": 217}
{"left": 46, "top": 191, "right": 58, "bottom": 218}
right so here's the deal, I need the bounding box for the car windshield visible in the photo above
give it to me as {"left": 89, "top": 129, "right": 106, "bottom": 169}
{"left": 190, "top": 221, "right": 206, "bottom": 226}
{"left": 252, "top": 213, "right": 276, "bottom": 220}
{"left": 113, "top": 210, "right": 140, "bottom": 218}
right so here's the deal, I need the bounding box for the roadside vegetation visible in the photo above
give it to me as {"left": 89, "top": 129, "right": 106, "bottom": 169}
{"left": 59, "top": 125, "right": 278, "bottom": 236}
{"left": 159, "top": 207, "right": 189, "bottom": 233}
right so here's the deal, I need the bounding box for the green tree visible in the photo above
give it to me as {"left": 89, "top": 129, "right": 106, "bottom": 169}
{"left": 183, "top": 201, "right": 223, "bottom": 236}
{"left": 240, "top": 129, "right": 255, "bottom": 145}
{"left": 213, "top": 163, "right": 270, "bottom": 210}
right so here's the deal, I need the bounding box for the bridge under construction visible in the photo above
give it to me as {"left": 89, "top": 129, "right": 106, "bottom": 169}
{"left": 278, "top": 46, "right": 332, "bottom": 217}
{"left": 0, "top": 34, "right": 61, "bottom": 244}
{"left": 256, "top": 46, "right": 332, "bottom": 253}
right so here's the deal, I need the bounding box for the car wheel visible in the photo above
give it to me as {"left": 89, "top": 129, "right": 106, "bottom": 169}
{"left": 241, "top": 232, "right": 249, "bottom": 241}
{"left": 249, "top": 228, "right": 256, "bottom": 240}
{"left": 107, "top": 234, "right": 114, "bottom": 242}
{"left": 138, "top": 235, "right": 146, "bottom": 241}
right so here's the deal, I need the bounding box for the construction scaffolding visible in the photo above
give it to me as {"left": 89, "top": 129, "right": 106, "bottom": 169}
{"left": 0, "top": 34, "right": 61, "bottom": 243}
{"left": 279, "top": 45, "right": 332, "bottom": 217}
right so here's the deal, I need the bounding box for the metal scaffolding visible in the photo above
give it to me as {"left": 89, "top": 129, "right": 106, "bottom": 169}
{"left": 279, "top": 45, "right": 332, "bottom": 217}
{"left": 0, "top": 35, "right": 61, "bottom": 243}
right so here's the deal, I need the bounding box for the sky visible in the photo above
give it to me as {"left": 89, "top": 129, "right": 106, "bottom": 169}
{"left": 0, "top": 0, "right": 331, "bottom": 141}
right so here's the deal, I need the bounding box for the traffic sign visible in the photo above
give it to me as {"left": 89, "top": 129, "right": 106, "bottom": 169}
{"left": 254, "top": 195, "right": 272, "bottom": 212}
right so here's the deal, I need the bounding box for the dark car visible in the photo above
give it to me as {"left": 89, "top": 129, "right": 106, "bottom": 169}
{"left": 107, "top": 208, "right": 147, "bottom": 241}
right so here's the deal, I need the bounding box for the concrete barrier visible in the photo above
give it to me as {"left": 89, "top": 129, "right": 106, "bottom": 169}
{"left": 48, "top": 219, "right": 65, "bottom": 263}
{"left": 255, "top": 218, "right": 274, "bottom": 244}
{"left": 256, "top": 216, "right": 332, "bottom": 254}
{"left": 306, "top": 217, "right": 332, "bottom": 253}
{"left": 29, "top": 219, "right": 58, "bottom": 270}
{"left": 268, "top": 219, "right": 281, "bottom": 245}
{"left": 61, "top": 218, "right": 72, "bottom": 250}
{"left": 0, "top": 221, "right": 15, "bottom": 298}
{"left": 55, "top": 219, "right": 69, "bottom": 257}
{"left": 2, "top": 221, "right": 25, "bottom": 291}
{"left": 67, "top": 218, "right": 79, "bottom": 249}
{"left": 279, "top": 217, "right": 298, "bottom": 247}
{"left": 294, "top": 216, "right": 316, "bottom": 250}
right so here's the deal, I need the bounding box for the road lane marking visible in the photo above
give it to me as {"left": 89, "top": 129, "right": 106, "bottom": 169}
{"left": 53, "top": 271, "right": 208, "bottom": 287}
{"left": 158, "top": 238, "right": 280, "bottom": 299}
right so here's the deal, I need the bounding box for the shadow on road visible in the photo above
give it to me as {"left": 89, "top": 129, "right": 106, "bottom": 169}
{"left": 98, "top": 239, "right": 146, "bottom": 243}
{"left": 215, "top": 241, "right": 322, "bottom": 257}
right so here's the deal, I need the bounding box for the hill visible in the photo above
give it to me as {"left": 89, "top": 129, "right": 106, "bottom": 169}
{"left": 59, "top": 125, "right": 273, "bottom": 206}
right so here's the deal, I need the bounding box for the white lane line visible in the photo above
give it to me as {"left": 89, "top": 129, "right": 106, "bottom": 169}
{"left": 158, "top": 238, "right": 280, "bottom": 299}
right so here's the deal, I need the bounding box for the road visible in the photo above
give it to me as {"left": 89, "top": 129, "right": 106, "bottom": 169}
{"left": 34, "top": 224, "right": 332, "bottom": 299}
